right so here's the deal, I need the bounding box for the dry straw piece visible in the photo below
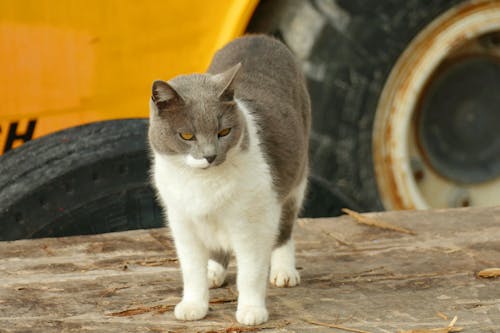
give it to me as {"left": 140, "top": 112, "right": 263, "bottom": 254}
{"left": 399, "top": 316, "right": 462, "bottom": 333}
{"left": 302, "top": 318, "right": 373, "bottom": 333}
{"left": 342, "top": 208, "right": 416, "bottom": 235}
{"left": 436, "top": 311, "right": 448, "bottom": 320}
{"left": 477, "top": 268, "right": 500, "bottom": 278}
{"left": 107, "top": 296, "right": 237, "bottom": 317}
{"left": 107, "top": 304, "right": 175, "bottom": 317}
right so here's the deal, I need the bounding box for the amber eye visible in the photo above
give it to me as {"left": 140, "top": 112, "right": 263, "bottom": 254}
{"left": 179, "top": 132, "right": 194, "bottom": 141}
{"left": 218, "top": 128, "right": 231, "bottom": 138}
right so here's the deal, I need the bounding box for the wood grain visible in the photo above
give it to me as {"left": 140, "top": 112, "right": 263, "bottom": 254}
{"left": 1, "top": 206, "right": 499, "bottom": 332}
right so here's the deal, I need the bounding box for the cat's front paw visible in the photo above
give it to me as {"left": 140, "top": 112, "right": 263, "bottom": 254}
{"left": 270, "top": 267, "right": 300, "bottom": 287}
{"left": 207, "top": 259, "right": 227, "bottom": 289}
{"left": 174, "top": 300, "right": 208, "bottom": 321}
{"left": 236, "top": 305, "right": 269, "bottom": 325}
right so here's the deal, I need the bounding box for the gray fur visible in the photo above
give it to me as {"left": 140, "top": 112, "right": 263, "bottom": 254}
{"left": 210, "top": 249, "right": 231, "bottom": 269}
{"left": 149, "top": 35, "right": 311, "bottom": 246}
{"left": 208, "top": 35, "right": 310, "bottom": 199}
{"left": 276, "top": 198, "right": 299, "bottom": 247}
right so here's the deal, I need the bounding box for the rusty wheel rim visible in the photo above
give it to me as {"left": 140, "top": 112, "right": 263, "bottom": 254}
{"left": 373, "top": 0, "right": 500, "bottom": 210}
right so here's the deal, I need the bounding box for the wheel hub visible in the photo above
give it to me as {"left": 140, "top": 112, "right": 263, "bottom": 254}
{"left": 373, "top": 0, "right": 500, "bottom": 209}
{"left": 418, "top": 56, "right": 500, "bottom": 184}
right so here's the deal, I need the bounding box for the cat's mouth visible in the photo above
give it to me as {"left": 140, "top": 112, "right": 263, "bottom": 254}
{"left": 185, "top": 155, "right": 212, "bottom": 169}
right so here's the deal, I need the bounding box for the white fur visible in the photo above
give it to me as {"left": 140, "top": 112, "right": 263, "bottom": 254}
{"left": 270, "top": 239, "right": 300, "bottom": 287}
{"left": 185, "top": 155, "right": 209, "bottom": 169}
{"left": 207, "top": 259, "right": 226, "bottom": 289}
{"left": 152, "top": 100, "right": 280, "bottom": 325}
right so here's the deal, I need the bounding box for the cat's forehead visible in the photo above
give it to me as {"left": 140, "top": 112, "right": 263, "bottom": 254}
{"left": 159, "top": 73, "right": 239, "bottom": 130}
{"left": 169, "top": 73, "right": 221, "bottom": 101}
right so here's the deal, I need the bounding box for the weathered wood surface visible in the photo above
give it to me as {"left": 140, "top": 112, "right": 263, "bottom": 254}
{"left": 0, "top": 206, "right": 499, "bottom": 332}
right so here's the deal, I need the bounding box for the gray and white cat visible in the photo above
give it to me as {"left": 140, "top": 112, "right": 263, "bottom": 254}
{"left": 149, "top": 35, "right": 310, "bottom": 325}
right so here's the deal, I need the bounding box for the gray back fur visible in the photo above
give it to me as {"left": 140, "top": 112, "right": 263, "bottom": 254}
{"left": 208, "top": 35, "right": 311, "bottom": 200}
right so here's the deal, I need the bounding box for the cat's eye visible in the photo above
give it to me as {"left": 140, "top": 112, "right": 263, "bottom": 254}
{"left": 179, "top": 132, "right": 195, "bottom": 141}
{"left": 218, "top": 128, "right": 231, "bottom": 138}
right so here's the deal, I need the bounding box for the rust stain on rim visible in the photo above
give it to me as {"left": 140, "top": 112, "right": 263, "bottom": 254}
{"left": 373, "top": 0, "right": 500, "bottom": 210}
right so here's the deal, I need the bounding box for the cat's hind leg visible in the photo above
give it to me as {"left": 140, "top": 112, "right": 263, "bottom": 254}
{"left": 270, "top": 238, "right": 300, "bottom": 287}
{"left": 270, "top": 197, "right": 301, "bottom": 288}
{"left": 208, "top": 250, "right": 230, "bottom": 288}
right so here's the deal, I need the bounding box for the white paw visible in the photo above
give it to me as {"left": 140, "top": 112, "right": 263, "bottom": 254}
{"left": 236, "top": 305, "right": 269, "bottom": 325}
{"left": 270, "top": 267, "right": 300, "bottom": 287}
{"left": 174, "top": 300, "right": 208, "bottom": 321}
{"left": 207, "top": 259, "right": 227, "bottom": 289}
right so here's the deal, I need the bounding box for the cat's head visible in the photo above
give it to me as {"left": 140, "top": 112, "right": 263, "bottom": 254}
{"left": 148, "top": 63, "right": 246, "bottom": 169}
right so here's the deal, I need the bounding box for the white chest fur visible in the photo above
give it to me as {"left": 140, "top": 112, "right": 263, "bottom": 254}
{"left": 153, "top": 148, "right": 271, "bottom": 215}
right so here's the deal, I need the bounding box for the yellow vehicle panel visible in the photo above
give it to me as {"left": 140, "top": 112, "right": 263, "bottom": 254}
{"left": 0, "top": 0, "right": 258, "bottom": 153}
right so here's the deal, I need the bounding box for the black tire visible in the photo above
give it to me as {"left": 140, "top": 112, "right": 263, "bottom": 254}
{"left": 0, "top": 119, "right": 164, "bottom": 241}
{"left": 248, "top": 0, "right": 464, "bottom": 212}
{"left": 0, "top": 118, "right": 353, "bottom": 241}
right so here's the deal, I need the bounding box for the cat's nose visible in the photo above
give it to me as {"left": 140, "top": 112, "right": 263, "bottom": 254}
{"left": 205, "top": 155, "right": 217, "bottom": 164}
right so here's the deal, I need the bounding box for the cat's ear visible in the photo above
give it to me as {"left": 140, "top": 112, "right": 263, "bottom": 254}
{"left": 151, "top": 80, "right": 184, "bottom": 111}
{"left": 216, "top": 62, "right": 242, "bottom": 102}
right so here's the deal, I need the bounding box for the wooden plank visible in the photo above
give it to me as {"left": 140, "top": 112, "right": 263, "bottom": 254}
{"left": 0, "top": 206, "right": 499, "bottom": 332}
